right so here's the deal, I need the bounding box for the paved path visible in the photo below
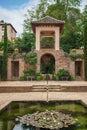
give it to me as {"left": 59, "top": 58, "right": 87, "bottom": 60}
{"left": 0, "top": 81, "right": 87, "bottom": 110}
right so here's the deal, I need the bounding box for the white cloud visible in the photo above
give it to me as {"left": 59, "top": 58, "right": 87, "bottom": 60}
{"left": 0, "top": 0, "right": 86, "bottom": 36}
{"left": 80, "top": 0, "right": 87, "bottom": 11}
{"left": 0, "top": 0, "right": 39, "bottom": 36}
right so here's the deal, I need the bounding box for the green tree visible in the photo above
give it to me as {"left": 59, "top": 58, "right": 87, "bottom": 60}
{"left": 23, "top": 0, "right": 49, "bottom": 32}
{"left": 83, "top": 5, "right": 87, "bottom": 81}
{"left": 23, "top": 0, "right": 82, "bottom": 53}
{"left": 13, "top": 37, "right": 22, "bottom": 52}
{"left": 36, "top": 0, "right": 49, "bottom": 19}
{"left": 46, "top": 2, "right": 66, "bottom": 20}
{"left": 2, "top": 23, "right": 8, "bottom": 80}
{"left": 46, "top": 1, "right": 82, "bottom": 52}
{"left": 0, "top": 40, "right": 14, "bottom": 53}
{"left": 23, "top": 8, "right": 36, "bottom": 32}
{"left": 84, "top": 22, "right": 87, "bottom": 81}
{"left": 60, "top": 30, "right": 83, "bottom": 53}
{"left": 54, "top": 0, "right": 81, "bottom": 10}
{"left": 21, "top": 33, "right": 35, "bottom": 52}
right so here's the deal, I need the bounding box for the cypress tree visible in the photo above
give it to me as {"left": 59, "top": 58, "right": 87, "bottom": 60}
{"left": 2, "top": 23, "right": 8, "bottom": 80}
{"left": 0, "top": 55, "right": 3, "bottom": 80}
{"left": 84, "top": 22, "right": 87, "bottom": 81}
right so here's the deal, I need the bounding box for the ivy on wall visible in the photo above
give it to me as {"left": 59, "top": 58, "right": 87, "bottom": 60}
{"left": 24, "top": 51, "right": 37, "bottom": 64}
{"left": 69, "top": 54, "right": 84, "bottom": 61}
{"left": 65, "top": 53, "right": 84, "bottom": 61}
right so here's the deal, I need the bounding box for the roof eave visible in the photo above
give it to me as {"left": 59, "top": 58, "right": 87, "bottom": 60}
{"left": 31, "top": 22, "right": 65, "bottom": 33}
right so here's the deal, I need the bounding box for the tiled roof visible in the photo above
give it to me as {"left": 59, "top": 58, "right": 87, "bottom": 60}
{"left": 31, "top": 16, "right": 65, "bottom": 33}
{"left": 31, "top": 16, "right": 65, "bottom": 24}
{"left": 0, "top": 22, "right": 17, "bottom": 33}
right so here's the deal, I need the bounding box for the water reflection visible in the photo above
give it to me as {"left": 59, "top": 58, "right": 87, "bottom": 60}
{"left": 0, "top": 101, "right": 87, "bottom": 130}
{"left": 0, "top": 120, "right": 15, "bottom": 130}
{"left": 13, "top": 123, "right": 36, "bottom": 130}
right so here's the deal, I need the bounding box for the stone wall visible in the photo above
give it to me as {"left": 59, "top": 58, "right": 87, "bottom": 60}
{"left": 7, "top": 50, "right": 84, "bottom": 81}
{"left": 0, "top": 24, "right": 16, "bottom": 41}
{"left": 7, "top": 58, "right": 25, "bottom": 80}
{"left": 36, "top": 49, "right": 70, "bottom": 74}
{"left": 36, "top": 49, "right": 84, "bottom": 80}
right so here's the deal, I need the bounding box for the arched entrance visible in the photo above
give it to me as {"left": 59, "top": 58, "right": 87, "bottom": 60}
{"left": 40, "top": 54, "right": 55, "bottom": 74}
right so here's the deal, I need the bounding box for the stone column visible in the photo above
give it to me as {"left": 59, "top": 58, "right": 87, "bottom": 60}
{"left": 19, "top": 59, "right": 25, "bottom": 78}
{"left": 36, "top": 53, "right": 40, "bottom": 73}
{"left": 7, "top": 58, "right": 12, "bottom": 80}
{"left": 69, "top": 61, "right": 75, "bottom": 78}
{"left": 55, "top": 27, "right": 60, "bottom": 50}
{"left": 36, "top": 27, "right": 40, "bottom": 50}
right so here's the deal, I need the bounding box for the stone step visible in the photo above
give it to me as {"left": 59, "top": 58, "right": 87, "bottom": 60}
{"left": 0, "top": 85, "right": 87, "bottom": 92}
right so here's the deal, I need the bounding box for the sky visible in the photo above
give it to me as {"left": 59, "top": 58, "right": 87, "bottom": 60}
{"left": 0, "top": 0, "right": 87, "bottom": 36}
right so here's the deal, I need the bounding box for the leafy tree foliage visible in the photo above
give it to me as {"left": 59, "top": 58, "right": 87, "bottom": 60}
{"left": 23, "top": 8, "right": 36, "bottom": 32}
{"left": 20, "top": 33, "right": 35, "bottom": 52}
{"left": 60, "top": 31, "right": 82, "bottom": 53}
{"left": 54, "top": 0, "right": 81, "bottom": 8}
{"left": 84, "top": 22, "right": 87, "bottom": 81}
{"left": 23, "top": 0, "right": 49, "bottom": 32}
{"left": 24, "top": 51, "right": 37, "bottom": 64}
{"left": 23, "top": 0, "right": 83, "bottom": 53}
{"left": 46, "top": 3, "right": 67, "bottom": 20}
{"left": 0, "top": 40, "right": 13, "bottom": 52}
{"left": 11, "top": 33, "right": 35, "bottom": 53}
{"left": 36, "top": 0, "right": 49, "bottom": 19}
{"left": 83, "top": 5, "right": 87, "bottom": 81}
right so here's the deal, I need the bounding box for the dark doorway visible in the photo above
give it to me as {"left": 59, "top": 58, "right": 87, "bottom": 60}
{"left": 11, "top": 61, "right": 19, "bottom": 80}
{"left": 41, "top": 54, "right": 55, "bottom": 74}
{"left": 75, "top": 61, "right": 82, "bottom": 76}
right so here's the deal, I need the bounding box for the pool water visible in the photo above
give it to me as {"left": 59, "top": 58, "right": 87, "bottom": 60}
{"left": 0, "top": 101, "right": 87, "bottom": 130}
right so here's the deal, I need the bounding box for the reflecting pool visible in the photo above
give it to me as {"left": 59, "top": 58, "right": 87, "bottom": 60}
{"left": 0, "top": 101, "right": 87, "bottom": 130}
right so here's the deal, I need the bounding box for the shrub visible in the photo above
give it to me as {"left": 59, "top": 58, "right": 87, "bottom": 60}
{"left": 36, "top": 74, "right": 43, "bottom": 81}
{"left": 24, "top": 68, "right": 36, "bottom": 76}
{"left": 19, "top": 76, "right": 26, "bottom": 81}
{"left": 57, "top": 69, "right": 70, "bottom": 80}
{"left": 69, "top": 76, "right": 75, "bottom": 81}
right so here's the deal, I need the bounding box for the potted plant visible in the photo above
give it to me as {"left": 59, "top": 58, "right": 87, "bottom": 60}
{"left": 57, "top": 69, "right": 70, "bottom": 81}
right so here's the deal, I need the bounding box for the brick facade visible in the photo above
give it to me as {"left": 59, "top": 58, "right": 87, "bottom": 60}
{"left": 0, "top": 22, "right": 17, "bottom": 41}
{"left": 7, "top": 16, "right": 84, "bottom": 80}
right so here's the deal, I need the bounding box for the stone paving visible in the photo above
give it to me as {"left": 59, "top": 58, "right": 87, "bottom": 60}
{"left": 0, "top": 81, "right": 87, "bottom": 110}
{"left": 0, "top": 81, "right": 87, "bottom": 87}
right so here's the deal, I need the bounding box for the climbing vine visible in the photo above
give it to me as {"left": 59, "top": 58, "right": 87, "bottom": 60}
{"left": 65, "top": 53, "right": 84, "bottom": 61}
{"left": 69, "top": 54, "right": 84, "bottom": 61}
{"left": 25, "top": 52, "right": 37, "bottom": 64}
